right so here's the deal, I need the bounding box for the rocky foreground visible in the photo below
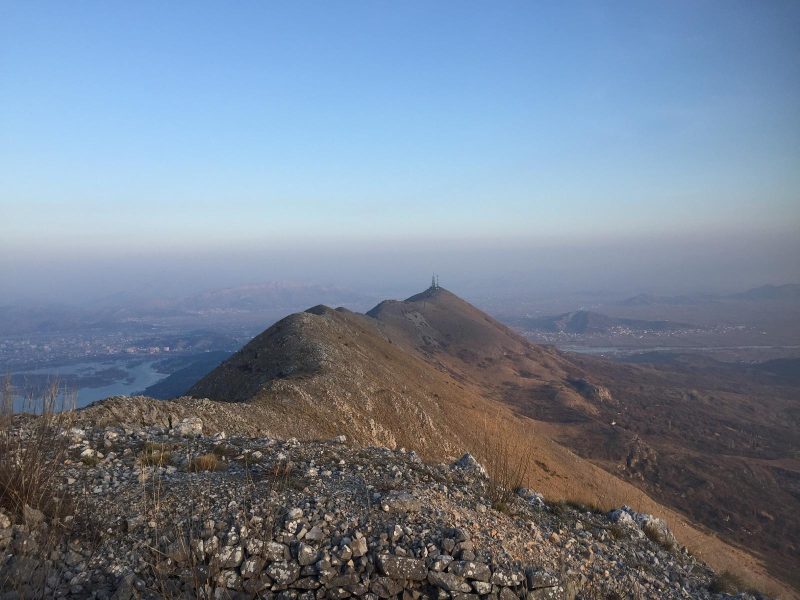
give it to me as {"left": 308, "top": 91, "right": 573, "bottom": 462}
{"left": 1, "top": 416, "right": 764, "bottom": 599}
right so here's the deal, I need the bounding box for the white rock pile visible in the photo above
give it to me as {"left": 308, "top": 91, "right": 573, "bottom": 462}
{"left": 0, "top": 420, "right": 768, "bottom": 600}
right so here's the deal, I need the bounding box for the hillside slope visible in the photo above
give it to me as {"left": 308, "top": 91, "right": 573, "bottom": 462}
{"left": 186, "top": 287, "right": 795, "bottom": 597}
{"left": 358, "top": 288, "right": 800, "bottom": 591}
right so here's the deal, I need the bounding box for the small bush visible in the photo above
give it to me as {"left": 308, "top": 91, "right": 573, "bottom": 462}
{"left": 211, "top": 443, "right": 239, "bottom": 457}
{"left": 143, "top": 441, "right": 182, "bottom": 452}
{"left": 642, "top": 518, "right": 677, "bottom": 551}
{"left": 473, "top": 419, "right": 533, "bottom": 512}
{"left": 552, "top": 499, "right": 605, "bottom": 516}
{"left": 708, "top": 570, "right": 747, "bottom": 594}
{"left": 140, "top": 449, "right": 173, "bottom": 467}
{"left": 189, "top": 453, "right": 222, "bottom": 472}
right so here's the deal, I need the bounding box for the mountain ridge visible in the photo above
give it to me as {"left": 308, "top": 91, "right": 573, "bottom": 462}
{"left": 185, "top": 285, "right": 799, "bottom": 595}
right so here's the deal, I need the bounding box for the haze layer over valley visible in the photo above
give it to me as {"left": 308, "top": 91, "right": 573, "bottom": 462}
{"left": 3, "top": 2, "right": 799, "bottom": 598}
{"left": 7, "top": 283, "right": 795, "bottom": 596}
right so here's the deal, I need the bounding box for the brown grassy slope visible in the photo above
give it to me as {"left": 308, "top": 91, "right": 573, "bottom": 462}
{"left": 564, "top": 353, "right": 800, "bottom": 588}
{"left": 363, "top": 288, "right": 799, "bottom": 595}
{"left": 368, "top": 288, "right": 570, "bottom": 379}
{"left": 186, "top": 294, "right": 794, "bottom": 598}
{"left": 367, "top": 288, "right": 594, "bottom": 419}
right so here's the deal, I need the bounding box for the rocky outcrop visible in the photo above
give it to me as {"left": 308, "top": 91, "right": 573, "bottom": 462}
{"left": 567, "top": 378, "right": 615, "bottom": 406}
{"left": 0, "top": 419, "right": 764, "bottom": 600}
{"left": 609, "top": 505, "right": 678, "bottom": 551}
{"left": 624, "top": 435, "right": 659, "bottom": 480}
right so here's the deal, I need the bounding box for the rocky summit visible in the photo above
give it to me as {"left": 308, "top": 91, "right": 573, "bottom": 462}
{"left": 0, "top": 415, "right": 767, "bottom": 600}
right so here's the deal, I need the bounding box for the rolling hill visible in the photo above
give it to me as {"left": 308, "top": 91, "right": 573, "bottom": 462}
{"left": 187, "top": 285, "right": 800, "bottom": 595}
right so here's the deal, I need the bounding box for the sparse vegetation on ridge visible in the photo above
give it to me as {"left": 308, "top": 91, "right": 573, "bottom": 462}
{"left": 0, "top": 377, "right": 74, "bottom": 519}
{"left": 0, "top": 378, "right": 103, "bottom": 598}
{"left": 189, "top": 452, "right": 223, "bottom": 472}
{"left": 473, "top": 419, "right": 533, "bottom": 513}
{"left": 0, "top": 418, "right": 772, "bottom": 599}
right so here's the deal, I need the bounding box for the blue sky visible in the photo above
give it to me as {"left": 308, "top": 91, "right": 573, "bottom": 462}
{"left": 1, "top": 1, "right": 799, "bottom": 299}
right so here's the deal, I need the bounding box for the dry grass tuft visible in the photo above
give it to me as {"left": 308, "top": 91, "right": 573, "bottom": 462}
{"left": 0, "top": 377, "right": 91, "bottom": 597}
{"left": 473, "top": 419, "right": 533, "bottom": 513}
{"left": 211, "top": 442, "right": 239, "bottom": 457}
{"left": 140, "top": 448, "right": 173, "bottom": 467}
{"left": 189, "top": 453, "right": 223, "bottom": 472}
{"left": 0, "top": 376, "right": 75, "bottom": 519}
{"left": 708, "top": 570, "right": 749, "bottom": 594}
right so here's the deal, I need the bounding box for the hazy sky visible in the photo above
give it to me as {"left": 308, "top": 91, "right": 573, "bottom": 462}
{"left": 2, "top": 1, "right": 799, "bottom": 302}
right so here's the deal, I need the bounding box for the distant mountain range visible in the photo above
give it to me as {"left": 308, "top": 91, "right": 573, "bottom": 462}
{"left": 3, "top": 282, "right": 796, "bottom": 337}
{"left": 0, "top": 281, "right": 378, "bottom": 335}
{"left": 508, "top": 310, "right": 693, "bottom": 334}
{"left": 729, "top": 283, "right": 800, "bottom": 301}
{"left": 619, "top": 283, "right": 800, "bottom": 306}
{"left": 177, "top": 281, "right": 376, "bottom": 313}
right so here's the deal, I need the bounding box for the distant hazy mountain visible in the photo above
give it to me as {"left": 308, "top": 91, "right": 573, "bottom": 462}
{"left": 509, "top": 310, "right": 692, "bottom": 334}
{"left": 729, "top": 283, "right": 800, "bottom": 301}
{"left": 619, "top": 283, "right": 799, "bottom": 307}
{"left": 177, "top": 282, "right": 376, "bottom": 313}
{"left": 0, "top": 282, "right": 377, "bottom": 335}
{"left": 617, "top": 293, "right": 716, "bottom": 307}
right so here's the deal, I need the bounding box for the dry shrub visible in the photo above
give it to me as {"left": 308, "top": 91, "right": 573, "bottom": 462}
{"left": 609, "top": 522, "right": 629, "bottom": 540}
{"left": 140, "top": 448, "right": 173, "bottom": 467}
{"left": 189, "top": 453, "right": 222, "bottom": 472}
{"left": 473, "top": 419, "right": 533, "bottom": 512}
{"left": 642, "top": 518, "right": 677, "bottom": 551}
{"left": 211, "top": 442, "right": 239, "bottom": 457}
{"left": 708, "top": 570, "right": 748, "bottom": 594}
{"left": 0, "top": 377, "right": 75, "bottom": 519}
{"left": 0, "top": 377, "right": 87, "bottom": 598}
{"left": 143, "top": 441, "right": 179, "bottom": 452}
{"left": 266, "top": 458, "right": 307, "bottom": 491}
{"left": 552, "top": 499, "right": 605, "bottom": 516}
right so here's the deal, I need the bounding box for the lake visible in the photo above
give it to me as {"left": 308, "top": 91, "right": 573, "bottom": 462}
{"left": 11, "top": 358, "right": 169, "bottom": 410}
